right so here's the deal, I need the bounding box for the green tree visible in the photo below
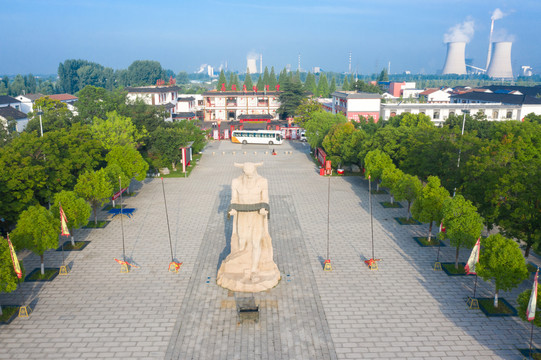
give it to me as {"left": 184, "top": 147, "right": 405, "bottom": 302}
{"left": 262, "top": 66, "right": 270, "bottom": 87}
{"left": 441, "top": 195, "right": 484, "bottom": 269}
{"left": 126, "top": 60, "right": 165, "bottom": 86}
{"left": 148, "top": 122, "right": 206, "bottom": 170}
{"left": 277, "top": 68, "right": 287, "bottom": 87}
{"left": 342, "top": 75, "right": 350, "bottom": 91}
{"left": 11, "top": 205, "right": 59, "bottom": 275}
{"left": 75, "top": 85, "right": 125, "bottom": 123}
{"left": 217, "top": 69, "right": 227, "bottom": 91}
{"left": 106, "top": 145, "right": 149, "bottom": 187}
{"left": 317, "top": 74, "right": 329, "bottom": 98}
{"left": 304, "top": 72, "right": 317, "bottom": 95}
{"left": 295, "top": 98, "right": 322, "bottom": 127}
{"left": 269, "top": 67, "right": 278, "bottom": 89}
{"left": 0, "top": 237, "right": 22, "bottom": 315}
{"left": 377, "top": 68, "right": 389, "bottom": 82}
{"left": 411, "top": 176, "right": 450, "bottom": 241}
{"left": 322, "top": 122, "right": 358, "bottom": 168}
{"left": 176, "top": 71, "right": 190, "bottom": 85}
{"left": 9, "top": 75, "right": 25, "bottom": 96}
{"left": 26, "top": 97, "right": 74, "bottom": 134}
{"left": 364, "top": 149, "right": 394, "bottom": 191}
{"left": 91, "top": 111, "right": 147, "bottom": 150}
{"left": 256, "top": 74, "right": 264, "bottom": 91}
{"left": 277, "top": 76, "right": 305, "bottom": 119}
{"left": 51, "top": 191, "right": 91, "bottom": 246}
{"left": 477, "top": 234, "right": 529, "bottom": 308}
{"left": 329, "top": 76, "right": 337, "bottom": 95}
{"left": 517, "top": 287, "right": 541, "bottom": 328}
{"left": 243, "top": 69, "right": 254, "bottom": 89}
{"left": 74, "top": 169, "right": 113, "bottom": 225}
{"left": 381, "top": 166, "right": 402, "bottom": 204}
{"left": 394, "top": 173, "right": 423, "bottom": 220}
{"left": 303, "top": 111, "right": 347, "bottom": 149}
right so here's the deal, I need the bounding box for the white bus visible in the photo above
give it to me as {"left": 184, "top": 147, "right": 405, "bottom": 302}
{"left": 231, "top": 130, "right": 283, "bottom": 145}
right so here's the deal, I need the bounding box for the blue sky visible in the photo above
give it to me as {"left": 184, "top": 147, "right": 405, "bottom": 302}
{"left": 1, "top": 0, "right": 540, "bottom": 76}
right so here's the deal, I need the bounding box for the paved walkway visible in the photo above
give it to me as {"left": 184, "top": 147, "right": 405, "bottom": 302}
{"left": 0, "top": 140, "right": 538, "bottom": 359}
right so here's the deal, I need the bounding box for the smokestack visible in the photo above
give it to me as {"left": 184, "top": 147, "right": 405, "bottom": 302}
{"left": 487, "top": 41, "right": 513, "bottom": 79}
{"left": 442, "top": 42, "right": 467, "bottom": 75}
{"left": 485, "top": 19, "right": 495, "bottom": 69}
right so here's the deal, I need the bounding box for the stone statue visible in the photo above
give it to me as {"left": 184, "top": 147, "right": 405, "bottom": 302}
{"left": 217, "top": 162, "right": 280, "bottom": 292}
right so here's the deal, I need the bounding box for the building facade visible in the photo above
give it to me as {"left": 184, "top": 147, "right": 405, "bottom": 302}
{"left": 202, "top": 90, "right": 281, "bottom": 123}
{"left": 331, "top": 91, "right": 382, "bottom": 122}
{"left": 126, "top": 86, "right": 180, "bottom": 121}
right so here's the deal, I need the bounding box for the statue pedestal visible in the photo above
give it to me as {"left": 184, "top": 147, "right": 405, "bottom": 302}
{"left": 217, "top": 245, "right": 280, "bottom": 293}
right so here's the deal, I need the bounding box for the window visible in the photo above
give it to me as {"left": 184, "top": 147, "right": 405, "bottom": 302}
{"left": 506, "top": 110, "right": 513, "bottom": 119}
{"left": 433, "top": 111, "right": 440, "bottom": 119}
{"left": 493, "top": 110, "right": 499, "bottom": 119}
{"left": 449, "top": 111, "right": 455, "bottom": 117}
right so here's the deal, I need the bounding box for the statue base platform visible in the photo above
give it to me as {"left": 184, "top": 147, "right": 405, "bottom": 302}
{"left": 217, "top": 252, "right": 280, "bottom": 293}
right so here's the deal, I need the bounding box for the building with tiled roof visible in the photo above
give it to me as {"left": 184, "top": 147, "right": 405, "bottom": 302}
{"left": 45, "top": 94, "right": 78, "bottom": 103}
{"left": 0, "top": 95, "right": 21, "bottom": 110}
{"left": 15, "top": 93, "right": 45, "bottom": 113}
{"left": 126, "top": 86, "right": 180, "bottom": 121}
{"left": 331, "top": 91, "right": 382, "bottom": 122}
{"left": 0, "top": 106, "right": 29, "bottom": 132}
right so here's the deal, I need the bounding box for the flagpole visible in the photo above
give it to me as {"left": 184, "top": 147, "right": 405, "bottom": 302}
{"left": 59, "top": 202, "right": 65, "bottom": 267}
{"left": 326, "top": 174, "right": 330, "bottom": 261}
{"left": 472, "top": 274, "right": 478, "bottom": 298}
{"left": 369, "top": 175, "right": 374, "bottom": 260}
{"left": 530, "top": 320, "right": 534, "bottom": 359}
{"left": 161, "top": 177, "right": 174, "bottom": 262}
{"left": 119, "top": 176, "right": 126, "bottom": 262}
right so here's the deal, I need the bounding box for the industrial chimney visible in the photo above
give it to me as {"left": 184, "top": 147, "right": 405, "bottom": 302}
{"left": 487, "top": 42, "right": 513, "bottom": 79}
{"left": 442, "top": 42, "right": 467, "bottom": 75}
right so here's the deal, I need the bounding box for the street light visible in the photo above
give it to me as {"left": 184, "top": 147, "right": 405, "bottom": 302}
{"left": 453, "top": 109, "right": 469, "bottom": 197}
{"left": 37, "top": 107, "right": 44, "bottom": 137}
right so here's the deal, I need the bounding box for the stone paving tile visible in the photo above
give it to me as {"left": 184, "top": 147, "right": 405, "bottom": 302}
{"left": 0, "top": 139, "right": 538, "bottom": 359}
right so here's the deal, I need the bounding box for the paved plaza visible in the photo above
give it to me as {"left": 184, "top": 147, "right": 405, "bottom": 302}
{"left": 0, "top": 139, "right": 539, "bottom": 359}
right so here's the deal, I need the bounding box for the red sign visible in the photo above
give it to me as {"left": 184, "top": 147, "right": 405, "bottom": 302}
{"left": 221, "top": 83, "right": 226, "bottom": 91}
{"left": 253, "top": 86, "right": 257, "bottom": 92}
{"left": 276, "top": 84, "right": 280, "bottom": 91}
{"left": 112, "top": 187, "right": 128, "bottom": 201}
{"left": 325, "top": 160, "right": 332, "bottom": 171}
{"left": 232, "top": 84, "right": 237, "bottom": 91}
{"left": 243, "top": 84, "right": 247, "bottom": 92}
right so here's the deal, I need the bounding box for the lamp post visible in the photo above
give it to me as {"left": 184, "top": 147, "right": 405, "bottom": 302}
{"left": 37, "top": 107, "right": 43, "bottom": 137}
{"left": 453, "top": 109, "right": 469, "bottom": 197}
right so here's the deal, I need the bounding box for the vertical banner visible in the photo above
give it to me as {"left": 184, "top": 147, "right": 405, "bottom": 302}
{"left": 60, "top": 205, "right": 70, "bottom": 237}
{"left": 7, "top": 235, "right": 22, "bottom": 279}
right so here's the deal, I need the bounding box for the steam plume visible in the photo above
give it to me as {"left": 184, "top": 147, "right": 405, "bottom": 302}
{"left": 491, "top": 8, "right": 505, "bottom": 20}
{"left": 444, "top": 20, "right": 475, "bottom": 43}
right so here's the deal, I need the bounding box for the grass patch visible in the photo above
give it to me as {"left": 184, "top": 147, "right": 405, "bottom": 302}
{"left": 478, "top": 298, "right": 517, "bottom": 316}
{"left": 57, "top": 241, "right": 89, "bottom": 251}
{"left": 394, "top": 217, "right": 421, "bottom": 225}
{"left": 441, "top": 262, "right": 470, "bottom": 276}
{"left": 413, "top": 237, "right": 444, "bottom": 247}
{"left": 83, "top": 220, "right": 109, "bottom": 229}
{"left": 162, "top": 154, "right": 201, "bottom": 178}
{"left": 380, "top": 201, "right": 403, "bottom": 208}
{"left": 26, "top": 268, "right": 59, "bottom": 282}
{"left": 0, "top": 306, "right": 19, "bottom": 324}
{"left": 518, "top": 349, "right": 541, "bottom": 359}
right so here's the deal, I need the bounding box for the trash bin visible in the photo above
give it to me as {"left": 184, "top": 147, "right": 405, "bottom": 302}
{"left": 320, "top": 168, "right": 325, "bottom": 176}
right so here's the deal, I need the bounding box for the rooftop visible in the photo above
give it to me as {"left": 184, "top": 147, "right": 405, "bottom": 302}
{"left": 125, "top": 86, "right": 181, "bottom": 93}
{"left": 332, "top": 91, "right": 381, "bottom": 99}
{"left": 0, "top": 106, "right": 27, "bottom": 120}
{"left": 0, "top": 95, "right": 21, "bottom": 105}
{"left": 451, "top": 91, "right": 541, "bottom": 105}
{"left": 44, "top": 94, "right": 78, "bottom": 102}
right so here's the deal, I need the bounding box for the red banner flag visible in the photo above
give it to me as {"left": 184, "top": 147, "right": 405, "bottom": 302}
{"left": 232, "top": 84, "right": 237, "bottom": 91}
{"left": 464, "top": 237, "right": 480, "bottom": 275}
{"left": 253, "top": 85, "right": 257, "bottom": 92}
{"left": 276, "top": 84, "right": 280, "bottom": 91}
{"left": 7, "top": 235, "right": 22, "bottom": 279}
{"left": 528, "top": 269, "right": 539, "bottom": 321}
{"left": 112, "top": 187, "right": 128, "bottom": 201}
{"left": 60, "top": 205, "right": 70, "bottom": 236}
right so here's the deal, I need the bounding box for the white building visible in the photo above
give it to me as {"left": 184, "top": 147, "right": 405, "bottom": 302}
{"left": 202, "top": 90, "right": 280, "bottom": 122}
{"left": 419, "top": 88, "right": 452, "bottom": 103}
{"left": 0, "top": 106, "right": 28, "bottom": 132}
{"left": 15, "top": 93, "right": 44, "bottom": 114}
{"left": 125, "top": 86, "right": 180, "bottom": 121}
{"left": 331, "top": 91, "right": 382, "bottom": 122}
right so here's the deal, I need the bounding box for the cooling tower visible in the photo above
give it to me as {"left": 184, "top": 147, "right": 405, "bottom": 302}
{"left": 442, "top": 42, "right": 467, "bottom": 75}
{"left": 487, "top": 42, "right": 513, "bottom": 79}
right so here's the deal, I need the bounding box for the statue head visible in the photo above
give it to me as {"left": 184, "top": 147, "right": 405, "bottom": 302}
{"left": 234, "top": 162, "right": 263, "bottom": 179}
